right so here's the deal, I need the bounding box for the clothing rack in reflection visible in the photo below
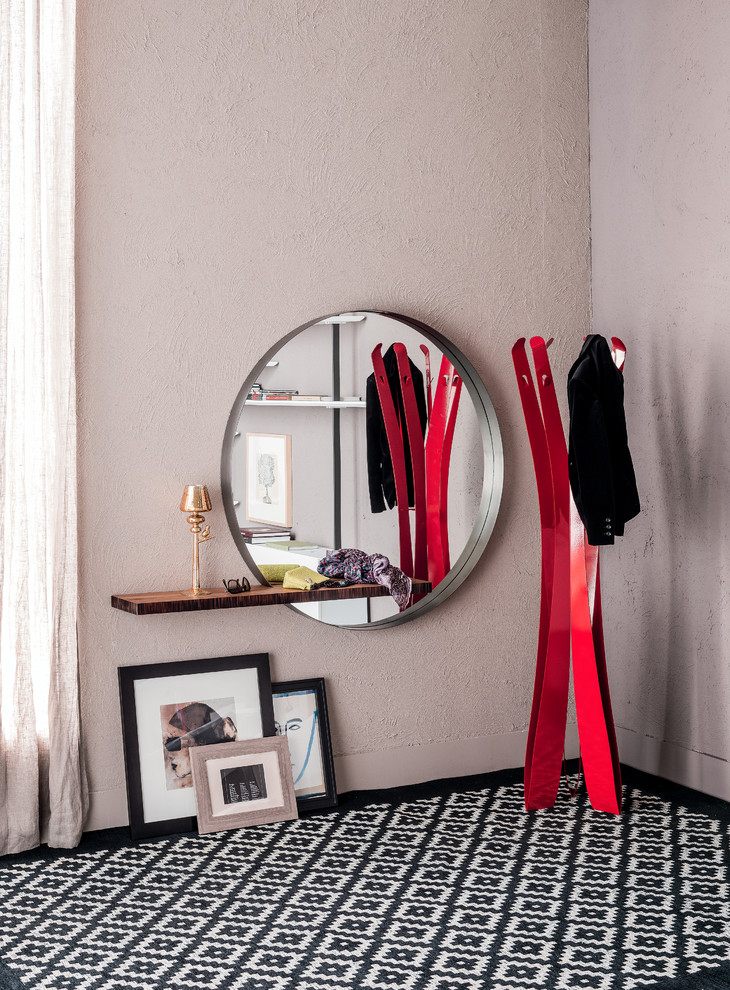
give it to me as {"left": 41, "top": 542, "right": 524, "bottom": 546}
{"left": 370, "top": 342, "right": 462, "bottom": 592}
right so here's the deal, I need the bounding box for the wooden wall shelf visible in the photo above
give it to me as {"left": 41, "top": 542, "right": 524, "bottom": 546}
{"left": 111, "top": 581, "right": 432, "bottom": 616}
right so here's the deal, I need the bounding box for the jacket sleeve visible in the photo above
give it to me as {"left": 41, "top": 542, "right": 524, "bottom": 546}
{"left": 366, "top": 374, "right": 387, "bottom": 513}
{"left": 414, "top": 366, "right": 428, "bottom": 436}
{"left": 568, "top": 378, "right": 616, "bottom": 545}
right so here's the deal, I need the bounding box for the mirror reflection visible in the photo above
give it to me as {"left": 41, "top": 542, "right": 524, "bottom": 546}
{"left": 223, "top": 312, "right": 502, "bottom": 627}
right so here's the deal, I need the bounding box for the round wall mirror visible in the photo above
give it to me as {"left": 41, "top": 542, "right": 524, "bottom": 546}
{"left": 221, "top": 311, "right": 503, "bottom": 628}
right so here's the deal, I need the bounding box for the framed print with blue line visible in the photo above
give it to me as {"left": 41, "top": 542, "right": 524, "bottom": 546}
{"left": 271, "top": 678, "right": 337, "bottom": 812}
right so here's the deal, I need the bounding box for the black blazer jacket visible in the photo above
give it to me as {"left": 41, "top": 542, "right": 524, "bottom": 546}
{"left": 366, "top": 345, "right": 427, "bottom": 513}
{"left": 567, "top": 334, "right": 640, "bottom": 545}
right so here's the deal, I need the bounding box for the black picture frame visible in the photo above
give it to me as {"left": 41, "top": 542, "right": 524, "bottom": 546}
{"left": 272, "top": 677, "right": 338, "bottom": 813}
{"left": 119, "top": 654, "right": 275, "bottom": 839}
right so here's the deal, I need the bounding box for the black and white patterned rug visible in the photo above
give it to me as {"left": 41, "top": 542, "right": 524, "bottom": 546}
{"left": 0, "top": 767, "right": 729, "bottom": 990}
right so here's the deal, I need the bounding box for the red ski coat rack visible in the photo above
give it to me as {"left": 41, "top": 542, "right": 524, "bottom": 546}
{"left": 512, "top": 336, "right": 624, "bottom": 815}
{"left": 371, "top": 343, "right": 461, "bottom": 596}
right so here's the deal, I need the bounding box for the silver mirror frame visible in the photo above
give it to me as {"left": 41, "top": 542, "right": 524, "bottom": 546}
{"left": 221, "top": 311, "right": 503, "bottom": 629}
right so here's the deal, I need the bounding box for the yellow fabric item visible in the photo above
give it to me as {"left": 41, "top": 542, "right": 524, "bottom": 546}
{"left": 259, "top": 564, "right": 298, "bottom": 584}
{"left": 282, "top": 566, "right": 329, "bottom": 590}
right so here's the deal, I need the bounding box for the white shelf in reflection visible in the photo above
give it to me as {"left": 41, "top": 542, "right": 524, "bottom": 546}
{"left": 244, "top": 399, "right": 366, "bottom": 409}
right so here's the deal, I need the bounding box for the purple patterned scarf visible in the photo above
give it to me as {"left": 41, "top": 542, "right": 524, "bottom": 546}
{"left": 317, "top": 549, "right": 412, "bottom": 612}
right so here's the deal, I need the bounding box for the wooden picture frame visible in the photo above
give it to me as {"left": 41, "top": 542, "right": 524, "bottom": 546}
{"left": 191, "top": 737, "right": 298, "bottom": 834}
{"left": 118, "top": 654, "right": 275, "bottom": 839}
{"left": 245, "top": 433, "right": 292, "bottom": 528}
{"left": 272, "top": 678, "right": 338, "bottom": 812}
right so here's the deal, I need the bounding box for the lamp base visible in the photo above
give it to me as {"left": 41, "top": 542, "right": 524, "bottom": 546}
{"left": 181, "top": 588, "right": 218, "bottom": 598}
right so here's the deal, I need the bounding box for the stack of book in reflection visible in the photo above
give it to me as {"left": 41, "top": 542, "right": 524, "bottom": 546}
{"left": 265, "top": 540, "right": 322, "bottom": 553}
{"left": 247, "top": 384, "right": 329, "bottom": 402}
{"left": 240, "top": 523, "right": 293, "bottom": 544}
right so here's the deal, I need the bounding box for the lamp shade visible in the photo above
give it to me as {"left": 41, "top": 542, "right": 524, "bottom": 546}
{"left": 180, "top": 485, "right": 212, "bottom": 513}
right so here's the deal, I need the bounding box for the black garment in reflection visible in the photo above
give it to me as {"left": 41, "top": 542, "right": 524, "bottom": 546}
{"left": 366, "top": 344, "right": 428, "bottom": 514}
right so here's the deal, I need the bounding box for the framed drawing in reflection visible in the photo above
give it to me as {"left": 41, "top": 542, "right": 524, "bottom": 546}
{"left": 246, "top": 433, "right": 292, "bottom": 528}
{"left": 272, "top": 678, "right": 338, "bottom": 812}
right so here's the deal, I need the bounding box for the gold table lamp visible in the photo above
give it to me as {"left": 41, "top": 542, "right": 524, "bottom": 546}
{"left": 180, "top": 485, "right": 215, "bottom": 596}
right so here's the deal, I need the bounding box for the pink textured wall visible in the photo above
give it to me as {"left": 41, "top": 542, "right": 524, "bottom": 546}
{"left": 76, "top": 0, "right": 590, "bottom": 827}
{"left": 590, "top": 1, "right": 730, "bottom": 797}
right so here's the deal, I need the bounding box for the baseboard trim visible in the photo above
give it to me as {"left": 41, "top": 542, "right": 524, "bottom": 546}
{"left": 85, "top": 726, "right": 581, "bottom": 832}
{"left": 616, "top": 726, "right": 730, "bottom": 803}
{"left": 334, "top": 724, "right": 580, "bottom": 793}
{"left": 83, "top": 727, "right": 730, "bottom": 832}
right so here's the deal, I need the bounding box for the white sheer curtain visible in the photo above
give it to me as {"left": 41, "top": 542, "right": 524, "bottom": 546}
{"left": 0, "top": 0, "right": 86, "bottom": 855}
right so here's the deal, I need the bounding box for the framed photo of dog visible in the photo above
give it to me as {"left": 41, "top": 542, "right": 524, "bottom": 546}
{"left": 118, "top": 654, "right": 275, "bottom": 839}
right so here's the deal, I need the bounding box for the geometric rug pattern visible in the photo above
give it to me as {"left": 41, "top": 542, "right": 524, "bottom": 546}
{"left": 0, "top": 768, "right": 728, "bottom": 990}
